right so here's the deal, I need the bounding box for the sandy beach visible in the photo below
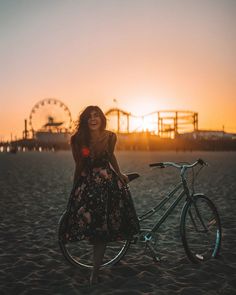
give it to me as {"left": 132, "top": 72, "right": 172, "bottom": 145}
{"left": 1, "top": 151, "right": 236, "bottom": 295}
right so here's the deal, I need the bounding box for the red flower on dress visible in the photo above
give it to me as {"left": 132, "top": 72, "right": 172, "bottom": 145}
{"left": 81, "top": 147, "right": 90, "bottom": 157}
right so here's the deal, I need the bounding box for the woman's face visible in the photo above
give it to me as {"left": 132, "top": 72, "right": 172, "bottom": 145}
{"left": 88, "top": 110, "right": 102, "bottom": 131}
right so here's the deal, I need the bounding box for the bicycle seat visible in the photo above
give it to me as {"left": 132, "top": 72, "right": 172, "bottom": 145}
{"left": 126, "top": 173, "right": 140, "bottom": 182}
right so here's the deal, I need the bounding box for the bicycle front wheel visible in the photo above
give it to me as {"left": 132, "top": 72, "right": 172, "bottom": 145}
{"left": 180, "top": 194, "right": 221, "bottom": 263}
{"left": 58, "top": 211, "right": 131, "bottom": 269}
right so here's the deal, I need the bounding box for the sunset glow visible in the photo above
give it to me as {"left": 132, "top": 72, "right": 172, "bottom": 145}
{"left": 0, "top": 1, "right": 236, "bottom": 141}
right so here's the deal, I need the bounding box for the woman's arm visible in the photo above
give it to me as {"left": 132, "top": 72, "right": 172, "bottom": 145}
{"left": 108, "top": 133, "right": 129, "bottom": 183}
{"left": 109, "top": 153, "right": 122, "bottom": 175}
{"left": 110, "top": 153, "right": 129, "bottom": 184}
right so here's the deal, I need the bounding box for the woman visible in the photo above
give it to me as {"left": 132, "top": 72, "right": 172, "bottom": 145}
{"left": 64, "top": 106, "right": 140, "bottom": 284}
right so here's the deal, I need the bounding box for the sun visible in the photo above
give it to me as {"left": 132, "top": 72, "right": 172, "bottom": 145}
{"left": 128, "top": 114, "right": 158, "bottom": 133}
{"left": 107, "top": 98, "right": 160, "bottom": 133}
{"left": 141, "top": 118, "right": 157, "bottom": 132}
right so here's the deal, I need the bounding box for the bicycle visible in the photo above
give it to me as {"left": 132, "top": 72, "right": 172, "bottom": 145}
{"left": 58, "top": 158, "right": 221, "bottom": 269}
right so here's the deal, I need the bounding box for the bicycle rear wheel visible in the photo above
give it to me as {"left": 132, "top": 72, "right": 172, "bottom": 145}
{"left": 180, "top": 194, "right": 221, "bottom": 263}
{"left": 58, "top": 211, "right": 130, "bottom": 269}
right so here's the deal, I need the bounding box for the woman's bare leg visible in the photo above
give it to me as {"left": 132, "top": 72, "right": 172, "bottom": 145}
{"left": 90, "top": 241, "right": 106, "bottom": 284}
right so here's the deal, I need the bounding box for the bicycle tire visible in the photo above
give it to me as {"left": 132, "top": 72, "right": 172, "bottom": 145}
{"left": 58, "top": 211, "right": 131, "bottom": 269}
{"left": 180, "top": 194, "right": 221, "bottom": 263}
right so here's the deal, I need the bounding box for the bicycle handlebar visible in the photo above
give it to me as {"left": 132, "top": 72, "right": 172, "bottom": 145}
{"left": 149, "top": 158, "right": 208, "bottom": 170}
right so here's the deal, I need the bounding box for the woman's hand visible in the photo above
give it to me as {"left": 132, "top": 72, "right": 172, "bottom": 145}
{"left": 118, "top": 173, "right": 129, "bottom": 185}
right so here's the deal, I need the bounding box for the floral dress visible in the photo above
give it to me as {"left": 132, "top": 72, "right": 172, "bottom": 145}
{"left": 63, "top": 150, "right": 140, "bottom": 244}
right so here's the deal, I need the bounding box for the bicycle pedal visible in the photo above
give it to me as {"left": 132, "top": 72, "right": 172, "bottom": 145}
{"left": 153, "top": 256, "right": 161, "bottom": 263}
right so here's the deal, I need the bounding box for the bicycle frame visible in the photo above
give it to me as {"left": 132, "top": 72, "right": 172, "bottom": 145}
{"left": 137, "top": 173, "right": 192, "bottom": 237}
{"left": 58, "top": 158, "right": 220, "bottom": 268}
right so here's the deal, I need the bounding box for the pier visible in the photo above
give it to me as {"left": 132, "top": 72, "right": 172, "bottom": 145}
{"left": 1, "top": 98, "right": 236, "bottom": 152}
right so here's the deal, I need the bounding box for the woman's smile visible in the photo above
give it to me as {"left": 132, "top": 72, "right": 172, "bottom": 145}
{"left": 88, "top": 111, "right": 102, "bottom": 131}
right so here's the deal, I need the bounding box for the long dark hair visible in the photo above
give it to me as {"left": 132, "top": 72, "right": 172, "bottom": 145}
{"left": 71, "top": 105, "right": 107, "bottom": 151}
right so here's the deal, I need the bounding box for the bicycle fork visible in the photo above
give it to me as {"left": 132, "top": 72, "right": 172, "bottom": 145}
{"left": 183, "top": 178, "right": 209, "bottom": 234}
{"left": 189, "top": 201, "right": 208, "bottom": 233}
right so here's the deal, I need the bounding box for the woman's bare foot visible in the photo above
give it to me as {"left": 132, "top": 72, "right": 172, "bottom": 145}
{"left": 89, "top": 270, "right": 99, "bottom": 285}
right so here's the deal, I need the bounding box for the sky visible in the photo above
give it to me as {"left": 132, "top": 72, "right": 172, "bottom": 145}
{"left": 0, "top": 0, "right": 236, "bottom": 141}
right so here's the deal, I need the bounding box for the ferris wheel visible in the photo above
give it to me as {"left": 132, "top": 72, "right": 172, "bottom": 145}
{"left": 29, "top": 98, "right": 73, "bottom": 132}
